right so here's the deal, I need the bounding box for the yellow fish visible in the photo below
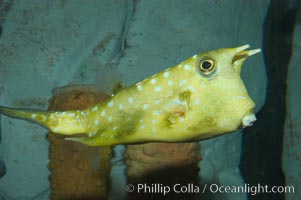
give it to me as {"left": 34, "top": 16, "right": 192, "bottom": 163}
{"left": 0, "top": 44, "right": 260, "bottom": 146}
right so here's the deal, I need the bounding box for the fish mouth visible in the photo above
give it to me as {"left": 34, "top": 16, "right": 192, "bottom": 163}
{"left": 241, "top": 110, "right": 256, "bottom": 128}
{"left": 232, "top": 44, "right": 261, "bottom": 63}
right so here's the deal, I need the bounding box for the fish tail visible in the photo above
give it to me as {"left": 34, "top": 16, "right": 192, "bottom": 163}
{"left": 0, "top": 106, "right": 87, "bottom": 135}
{"left": 0, "top": 105, "right": 52, "bottom": 128}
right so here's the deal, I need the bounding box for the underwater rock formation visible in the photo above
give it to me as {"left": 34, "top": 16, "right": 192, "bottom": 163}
{"left": 48, "top": 86, "right": 112, "bottom": 200}
{"left": 125, "top": 142, "right": 201, "bottom": 199}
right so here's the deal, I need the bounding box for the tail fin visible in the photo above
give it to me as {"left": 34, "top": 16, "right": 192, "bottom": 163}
{"left": 0, "top": 105, "right": 87, "bottom": 135}
{"left": 0, "top": 105, "right": 52, "bottom": 128}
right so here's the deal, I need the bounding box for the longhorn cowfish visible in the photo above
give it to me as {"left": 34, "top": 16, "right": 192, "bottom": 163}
{"left": 0, "top": 44, "right": 260, "bottom": 146}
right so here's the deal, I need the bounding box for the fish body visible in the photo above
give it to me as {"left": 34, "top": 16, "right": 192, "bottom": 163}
{"left": 0, "top": 44, "right": 260, "bottom": 146}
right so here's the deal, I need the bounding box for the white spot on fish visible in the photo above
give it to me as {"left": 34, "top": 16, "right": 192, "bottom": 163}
{"left": 108, "top": 116, "right": 113, "bottom": 122}
{"left": 153, "top": 111, "right": 163, "bottom": 115}
{"left": 139, "top": 125, "right": 146, "bottom": 129}
{"left": 88, "top": 131, "right": 96, "bottom": 137}
{"left": 128, "top": 97, "right": 134, "bottom": 104}
{"left": 101, "top": 110, "right": 106, "bottom": 117}
{"left": 95, "top": 119, "right": 99, "bottom": 125}
{"left": 119, "top": 103, "right": 123, "bottom": 110}
{"left": 53, "top": 128, "right": 59, "bottom": 132}
{"left": 92, "top": 106, "right": 98, "bottom": 111}
{"left": 108, "top": 101, "right": 114, "bottom": 108}
{"left": 152, "top": 127, "right": 156, "bottom": 133}
{"left": 194, "top": 99, "right": 200, "bottom": 106}
{"left": 155, "top": 100, "right": 161, "bottom": 104}
{"left": 139, "top": 119, "right": 144, "bottom": 123}
{"left": 168, "top": 80, "right": 173, "bottom": 86}
{"left": 152, "top": 119, "right": 157, "bottom": 124}
{"left": 193, "top": 55, "right": 197, "bottom": 59}
{"left": 142, "top": 104, "right": 149, "bottom": 110}
{"left": 185, "top": 86, "right": 196, "bottom": 92}
{"left": 184, "top": 64, "right": 191, "bottom": 71}
{"left": 31, "top": 114, "right": 37, "bottom": 118}
{"left": 150, "top": 78, "right": 156, "bottom": 84}
{"left": 69, "top": 113, "right": 75, "bottom": 117}
{"left": 113, "top": 126, "right": 118, "bottom": 131}
{"left": 137, "top": 84, "right": 143, "bottom": 91}
{"left": 163, "top": 71, "right": 169, "bottom": 78}
{"left": 178, "top": 64, "right": 183, "bottom": 68}
{"left": 237, "top": 96, "right": 246, "bottom": 99}
{"left": 179, "top": 79, "right": 187, "bottom": 86}
{"left": 173, "top": 98, "right": 181, "bottom": 104}
{"left": 154, "top": 87, "right": 161, "bottom": 92}
{"left": 180, "top": 117, "right": 185, "bottom": 123}
{"left": 42, "top": 115, "right": 47, "bottom": 121}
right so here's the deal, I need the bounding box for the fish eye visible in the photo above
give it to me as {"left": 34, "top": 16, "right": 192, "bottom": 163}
{"left": 197, "top": 57, "right": 216, "bottom": 75}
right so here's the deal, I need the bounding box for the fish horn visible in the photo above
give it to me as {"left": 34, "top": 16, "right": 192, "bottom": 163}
{"left": 231, "top": 44, "right": 261, "bottom": 73}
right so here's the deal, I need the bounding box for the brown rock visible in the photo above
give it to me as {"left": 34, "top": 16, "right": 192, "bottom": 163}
{"left": 125, "top": 142, "right": 201, "bottom": 199}
{"left": 47, "top": 85, "right": 112, "bottom": 200}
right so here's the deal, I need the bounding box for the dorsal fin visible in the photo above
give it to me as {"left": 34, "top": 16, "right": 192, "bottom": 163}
{"left": 93, "top": 63, "right": 125, "bottom": 96}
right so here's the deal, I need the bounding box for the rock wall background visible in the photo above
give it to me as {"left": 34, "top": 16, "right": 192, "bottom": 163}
{"left": 283, "top": 1, "right": 301, "bottom": 200}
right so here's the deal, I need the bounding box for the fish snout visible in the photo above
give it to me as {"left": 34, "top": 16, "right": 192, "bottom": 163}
{"left": 241, "top": 111, "right": 256, "bottom": 128}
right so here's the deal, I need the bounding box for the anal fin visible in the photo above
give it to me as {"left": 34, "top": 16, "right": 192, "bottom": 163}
{"left": 65, "top": 137, "right": 100, "bottom": 146}
{"left": 65, "top": 134, "right": 115, "bottom": 146}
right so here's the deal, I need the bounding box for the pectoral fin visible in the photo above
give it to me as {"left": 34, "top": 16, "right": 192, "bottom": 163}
{"left": 179, "top": 91, "right": 191, "bottom": 111}
{"left": 165, "top": 91, "right": 191, "bottom": 124}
